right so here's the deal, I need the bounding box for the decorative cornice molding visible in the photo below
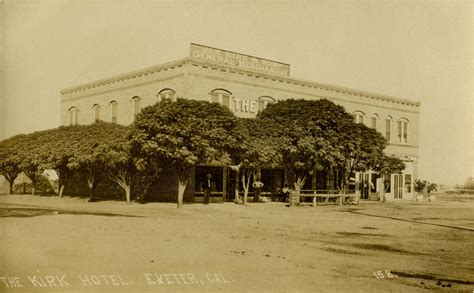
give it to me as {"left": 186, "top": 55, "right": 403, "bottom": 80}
{"left": 60, "top": 59, "right": 187, "bottom": 95}
{"left": 60, "top": 57, "right": 421, "bottom": 108}
{"left": 187, "top": 58, "right": 421, "bottom": 108}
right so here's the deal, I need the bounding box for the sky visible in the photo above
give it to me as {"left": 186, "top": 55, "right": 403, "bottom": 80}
{"left": 1, "top": 0, "right": 473, "bottom": 186}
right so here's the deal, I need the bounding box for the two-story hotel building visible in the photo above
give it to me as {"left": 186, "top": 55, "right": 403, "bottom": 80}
{"left": 60, "top": 43, "right": 420, "bottom": 202}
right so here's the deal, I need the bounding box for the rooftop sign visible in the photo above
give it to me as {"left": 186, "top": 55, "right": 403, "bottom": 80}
{"left": 190, "top": 43, "right": 290, "bottom": 77}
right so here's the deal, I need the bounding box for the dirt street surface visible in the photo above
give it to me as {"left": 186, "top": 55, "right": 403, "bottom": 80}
{"left": 0, "top": 194, "right": 473, "bottom": 292}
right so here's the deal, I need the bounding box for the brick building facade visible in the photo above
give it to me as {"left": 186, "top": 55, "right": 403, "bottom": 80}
{"left": 61, "top": 44, "right": 420, "bottom": 201}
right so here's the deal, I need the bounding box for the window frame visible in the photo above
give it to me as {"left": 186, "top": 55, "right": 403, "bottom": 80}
{"left": 68, "top": 107, "right": 79, "bottom": 126}
{"left": 353, "top": 111, "right": 365, "bottom": 124}
{"left": 131, "top": 96, "right": 141, "bottom": 119}
{"left": 109, "top": 100, "right": 118, "bottom": 123}
{"left": 157, "top": 88, "right": 176, "bottom": 102}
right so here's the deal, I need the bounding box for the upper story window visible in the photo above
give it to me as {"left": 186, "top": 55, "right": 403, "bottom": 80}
{"left": 353, "top": 111, "right": 365, "bottom": 124}
{"left": 397, "top": 118, "right": 409, "bottom": 144}
{"left": 92, "top": 104, "right": 100, "bottom": 122}
{"left": 68, "top": 107, "right": 79, "bottom": 125}
{"left": 131, "top": 96, "right": 141, "bottom": 119}
{"left": 385, "top": 116, "right": 392, "bottom": 142}
{"left": 257, "top": 96, "right": 276, "bottom": 112}
{"left": 371, "top": 114, "right": 378, "bottom": 130}
{"left": 209, "top": 89, "right": 232, "bottom": 108}
{"left": 109, "top": 100, "right": 118, "bottom": 123}
{"left": 158, "top": 88, "right": 176, "bottom": 102}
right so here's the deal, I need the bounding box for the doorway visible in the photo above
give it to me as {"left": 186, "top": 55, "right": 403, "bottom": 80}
{"left": 393, "top": 174, "right": 404, "bottom": 199}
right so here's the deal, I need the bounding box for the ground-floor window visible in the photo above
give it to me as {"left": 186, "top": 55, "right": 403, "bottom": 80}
{"left": 405, "top": 174, "right": 412, "bottom": 193}
{"left": 370, "top": 173, "right": 377, "bottom": 193}
{"left": 383, "top": 174, "right": 391, "bottom": 193}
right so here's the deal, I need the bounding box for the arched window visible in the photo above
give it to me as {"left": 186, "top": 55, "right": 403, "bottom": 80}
{"left": 131, "top": 96, "right": 141, "bottom": 119}
{"left": 257, "top": 96, "right": 276, "bottom": 112}
{"left": 385, "top": 116, "right": 393, "bottom": 142}
{"left": 371, "top": 113, "right": 379, "bottom": 130}
{"left": 397, "top": 118, "right": 409, "bottom": 143}
{"left": 209, "top": 89, "right": 232, "bottom": 108}
{"left": 109, "top": 100, "right": 118, "bottom": 123}
{"left": 157, "top": 89, "right": 176, "bottom": 102}
{"left": 68, "top": 107, "right": 79, "bottom": 126}
{"left": 353, "top": 111, "right": 365, "bottom": 124}
{"left": 92, "top": 104, "right": 100, "bottom": 122}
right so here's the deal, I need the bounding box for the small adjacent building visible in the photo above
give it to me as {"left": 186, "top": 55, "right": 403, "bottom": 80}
{"left": 60, "top": 43, "right": 420, "bottom": 202}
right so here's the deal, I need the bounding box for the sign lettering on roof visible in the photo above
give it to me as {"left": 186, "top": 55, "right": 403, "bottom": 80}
{"left": 190, "top": 43, "right": 290, "bottom": 77}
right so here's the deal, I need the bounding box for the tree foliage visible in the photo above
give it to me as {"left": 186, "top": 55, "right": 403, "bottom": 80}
{"left": 233, "top": 118, "right": 283, "bottom": 204}
{"left": 130, "top": 99, "right": 238, "bottom": 207}
{"left": 0, "top": 135, "right": 24, "bottom": 194}
{"left": 258, "top": 99, "right": 355, "bottom": 191}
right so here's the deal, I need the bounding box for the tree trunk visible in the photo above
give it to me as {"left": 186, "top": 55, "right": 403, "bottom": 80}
{"left": 242, "top": 171, "right": 252, "bottom": 206}
{"left": 381, "top": 180, "right": 387, "bottom": 203}
{"left": 125, "top": 185, "right": 131, "bottom": 204}
{"left": 253, "top": 167, "right": 261, "bottom": 202}
{"left": 234, "top": 168, "right": 241, "bottom": 203}
{"left": 8, "top": 180, "right": 14, "bottom": 194}
{"left": 177, "top": 177, "right": 187, "bottom": 208}
{"left": 59, "top": 185, "right": 65, "bottom": 198}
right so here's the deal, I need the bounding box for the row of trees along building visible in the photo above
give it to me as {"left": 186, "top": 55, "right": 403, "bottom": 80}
{"left": 0, "top": 98, "right": 405, "bottom": 207}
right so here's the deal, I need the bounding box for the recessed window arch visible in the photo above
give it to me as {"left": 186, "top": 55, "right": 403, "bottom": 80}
{"left": 353, "top": 111, "right": 365, "bottom": 124}
{"left": 209, "top": 88, "right": 232, "bottom": 108}
{"left": 68, "top": 107, "right": 79, "bottom": 126}
{"left": 257, "top": 96, "right": 276, "bottom": 112}
{"left": 370, "top": 113, "right": 379, "bottom": 130}
{"left": 92, "top": 104, "right": 101, "bottom": 122}
{"left": 109, "top": 100, "right": 118, "bottom": 123}
{"left": 131, "top": 96, "right": 141, "bottom": 119}
{"left": 397, "top": 118, "right": 409, "bottom": 144}
{"left": 385, "top": 115, "right": 393, "bottom": 142}
{"left": 157, "top": 88, "right": 176, "bottom": 102}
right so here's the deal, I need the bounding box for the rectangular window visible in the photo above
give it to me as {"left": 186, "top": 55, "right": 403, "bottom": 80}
{"left": 111, "top": 104, "right": 117, "bottom": 123}
{"left": 385, "top": 119, "right": 391, "bottom": 141}
{"left": 221, "top": 95, "right": 230, "bottom": 108}
{"left": 403, "top": 121, "right": 408, "bottom": 143}
{"left": 383, "top": 174, "right": 391, "bottom": 193}
{"left": 371, "top": 117, "right": 377, "bottom": 130}
{"left": 405, "top": 174, "right": 412, "bottom": 193}
{"left": 370, "top": 173, "right": 377, "bottom": 193}
{"left": 94, "top": 106, "right": 100, "bottom": 122}
{"left": 133, "top": 99, "right": 140, "bottom": 118}
{"left": 397, "top": 121, "right": 402, "bottom": 143}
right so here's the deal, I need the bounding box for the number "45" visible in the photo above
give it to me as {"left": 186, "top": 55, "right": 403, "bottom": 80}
{"left": 373, "top": 270, "right": 396, "bottom": 279}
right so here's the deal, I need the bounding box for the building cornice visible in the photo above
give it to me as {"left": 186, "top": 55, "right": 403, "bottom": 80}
{"left": 61, "top": 57, "right": 421, "bottom": 108}
{"left": 187, "top": 58, "right": 421, "bottom": 108}
{"left": 60, "top": 59, "right": 188, "bottom": 95}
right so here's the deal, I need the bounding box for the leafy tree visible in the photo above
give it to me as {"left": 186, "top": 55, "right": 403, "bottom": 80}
{"left": 233, "top": 118, "right": 282, "bottom": 205}
{"left": 68, "top": 122, "right": 130, "bottom": 201}
{"left": 330, "top": 122, "right": 389, "bottom": 193}
{"left": 462, "top": 176, "right": 474, "bottom": 190}
{"left": 0, "top": 135, "right": 24, "bottom": 194}
{"left": 130, "top": 99, "right": 238, "bottom": 208}
{"left": 414, "top": 179, "right": 437, "bottom": 194}
{"left": 258, "top": 99, "right": 354, "bottom": 193}
{"left": 38, "top": 126, "right": 84, "bottom": 197}
{"left": 104, "top": 124, "right": 136, "bottom": 204}
{"left": 15, "top": 131, "right": 49, "bottom": 195}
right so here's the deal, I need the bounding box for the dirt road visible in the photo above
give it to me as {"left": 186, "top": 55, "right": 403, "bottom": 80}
{"left": 1, "top": 194, "right": 473, "bottom": 292}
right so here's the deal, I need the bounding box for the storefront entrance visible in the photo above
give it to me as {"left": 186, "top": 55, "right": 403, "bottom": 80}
{"left": 393, "top": 174, "right": 404, "bottom": 199}
{"left": 359, "top": 173, "right": 370, "bottom": 199}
